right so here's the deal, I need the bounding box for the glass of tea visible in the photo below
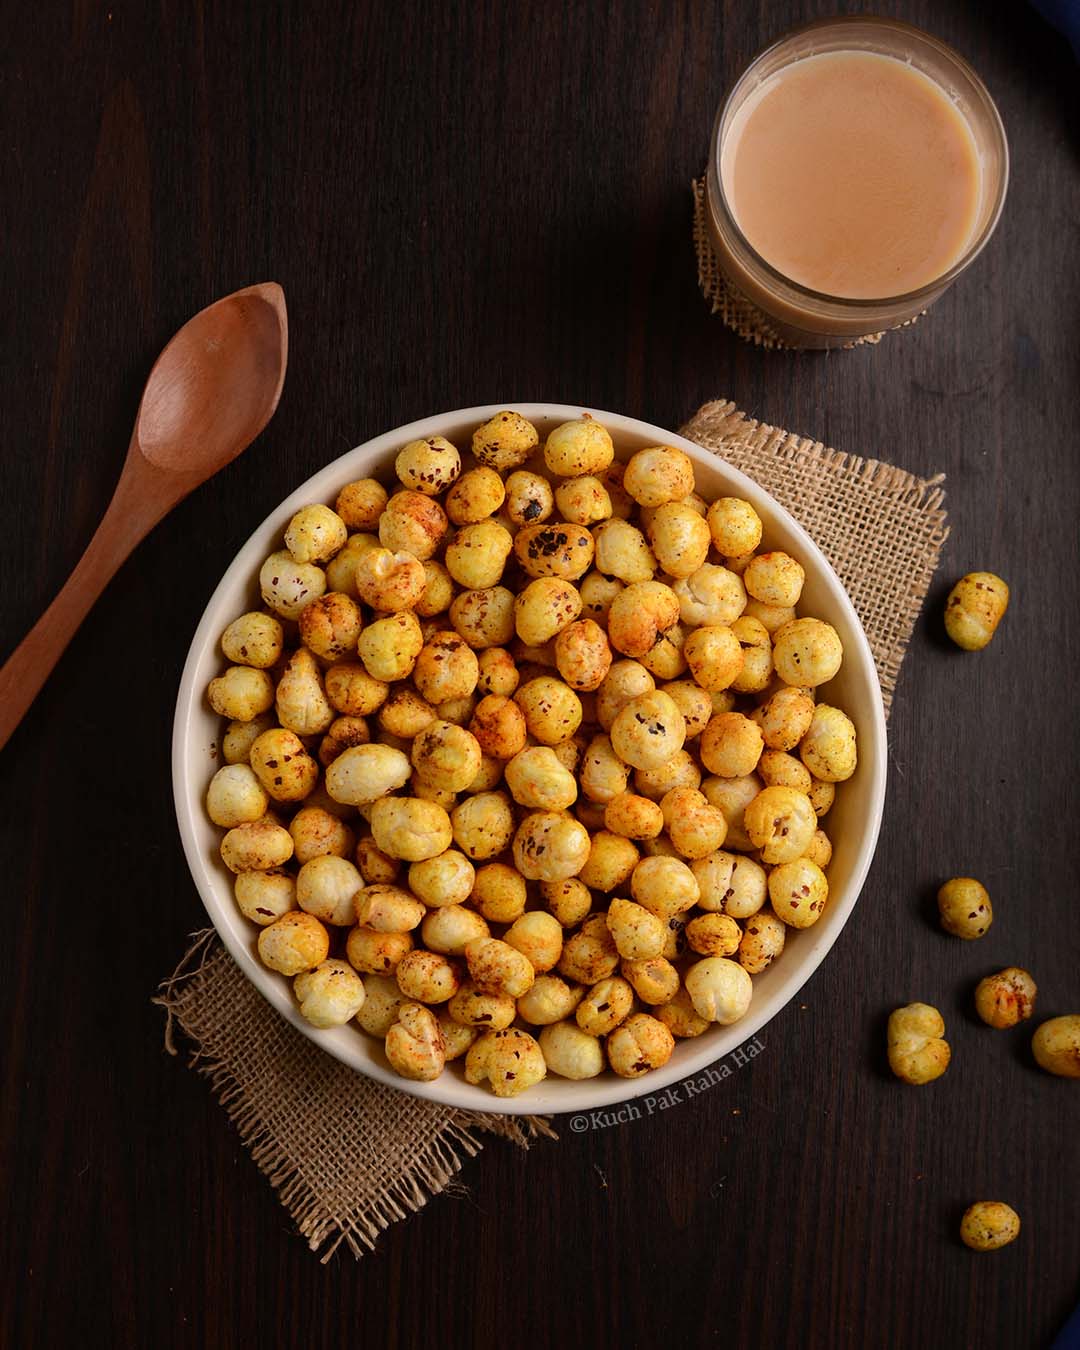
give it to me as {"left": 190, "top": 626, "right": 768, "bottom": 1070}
{"left": 705, "top": 17, "right": 1009, "bottom": 349}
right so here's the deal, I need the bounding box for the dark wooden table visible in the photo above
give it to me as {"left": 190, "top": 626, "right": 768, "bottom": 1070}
{"left": 3, "top": 3, "right": 1078, "bottom": 1347}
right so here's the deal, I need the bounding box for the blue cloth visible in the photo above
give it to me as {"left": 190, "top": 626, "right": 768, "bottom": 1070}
{"left": 1052, "top": 1297, "right": 1080, "bottom": 1350}
{"left": 1030, "top": 0, "right": 1080, "bottom": 57}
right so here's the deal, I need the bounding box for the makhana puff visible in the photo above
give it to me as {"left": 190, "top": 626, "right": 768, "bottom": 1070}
{"left": 203, "top": 411, "right": 857, "bottom": 1096}
{"left": 887, "top": 1003, "right": 951, "bottom": 1084}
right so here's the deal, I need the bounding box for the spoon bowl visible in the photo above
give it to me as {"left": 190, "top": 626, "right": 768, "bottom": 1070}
{"left": 0, "top": 282, "right": 288, "bottom": 753}
{"left": 137, "top": 285, "right": 287, "bottom": 472}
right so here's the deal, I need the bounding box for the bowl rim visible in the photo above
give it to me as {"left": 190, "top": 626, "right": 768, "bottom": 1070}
{"left": 172, "top": 402, "right": 887, "bottom": 1115}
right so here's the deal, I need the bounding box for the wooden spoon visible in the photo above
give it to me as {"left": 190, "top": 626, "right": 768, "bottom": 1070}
{"left": 0, "top": 282, "right": 288, "bottom": 753}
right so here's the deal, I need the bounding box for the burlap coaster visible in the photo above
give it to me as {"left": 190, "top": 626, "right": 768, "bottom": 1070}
{"left": 691, "top": 178, "right": 923, "bottom": 350}
{"left": 156, "top": 932, "right": 557, "bottom": 1261}
{"left": 157, "top": 399, "right": 948, "bottom": 1260}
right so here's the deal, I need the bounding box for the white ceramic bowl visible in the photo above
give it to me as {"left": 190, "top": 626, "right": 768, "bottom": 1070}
{"left": 174, "top": 403, "right": 887, "bottom": 1115}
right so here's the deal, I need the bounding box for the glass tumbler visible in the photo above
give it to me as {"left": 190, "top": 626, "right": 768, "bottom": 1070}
{"left": 705, "top": 17, "right": 1009, "bottom": 349}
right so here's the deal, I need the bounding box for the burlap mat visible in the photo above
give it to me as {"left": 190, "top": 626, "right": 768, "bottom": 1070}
{"left": 691, "top": 178, "right": 924, "bottom": 351}
{"left": 157, "top": 399, "right": 948, "bottom": 1260}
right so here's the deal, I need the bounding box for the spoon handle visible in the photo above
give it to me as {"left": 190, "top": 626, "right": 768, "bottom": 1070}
{"left": 0, "top": 457, "right": 163, "bottom": 753}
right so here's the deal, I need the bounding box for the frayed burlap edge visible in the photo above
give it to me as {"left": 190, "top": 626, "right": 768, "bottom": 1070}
{"left": 681, "top": 398, "right": 949, "bottom": 713}
{"left": 154, "top": 932, "right": 555, "bottom": 1262}
{"left": 691, "top": 178, "right": 924, "bottom": 351}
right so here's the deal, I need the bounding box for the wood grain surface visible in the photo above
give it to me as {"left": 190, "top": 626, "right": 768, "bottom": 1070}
{"left": 2, "top": 3, "right": 1078, "bottom": 1347}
